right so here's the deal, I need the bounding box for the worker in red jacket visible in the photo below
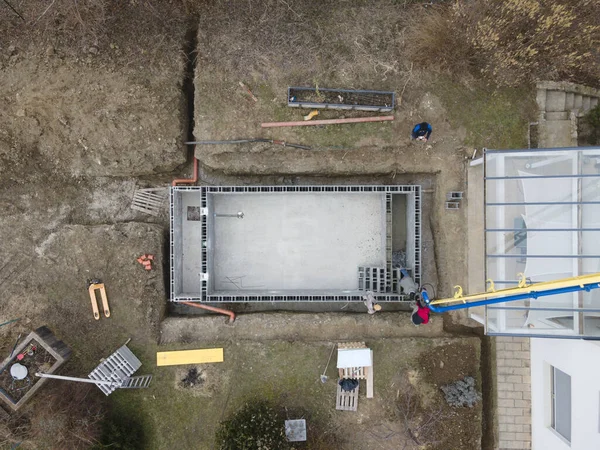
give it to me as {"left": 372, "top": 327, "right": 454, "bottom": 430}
{"left": 411, "top": 292, "right": 430, "bottom": 326}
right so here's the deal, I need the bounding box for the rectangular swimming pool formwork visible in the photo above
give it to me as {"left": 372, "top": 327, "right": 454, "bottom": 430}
{"left": 170, "top": 186, "right": 421, "bottom": 302}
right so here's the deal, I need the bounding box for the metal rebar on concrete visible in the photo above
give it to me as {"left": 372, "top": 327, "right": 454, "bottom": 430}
{"left": 288, "top": 87, "right": 395, "bottom": 112}
{"left": 261, "top": 116, "right": 395, "bottom": 128}
{"left": 215, "top": 212, "right": 244, "bottom": 218}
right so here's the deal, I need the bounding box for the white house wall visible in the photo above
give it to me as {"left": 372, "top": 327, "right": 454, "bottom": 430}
{"left": 531, "top": 338, "right": 600, "bottom": 449}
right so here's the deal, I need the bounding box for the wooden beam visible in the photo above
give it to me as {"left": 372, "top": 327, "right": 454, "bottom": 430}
{"left": 261, "top": 116, "right": 394, "bottom": 128}
{"left": 156, "top": 348, "right": 224, "bottom": 366}
{"left": 366, "top": 350, "right": 374, "bottom": 399}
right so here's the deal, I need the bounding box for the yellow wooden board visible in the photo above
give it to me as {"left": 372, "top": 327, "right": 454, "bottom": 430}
{"left": 156, "top": 348, "right": 224, "bottom": 366}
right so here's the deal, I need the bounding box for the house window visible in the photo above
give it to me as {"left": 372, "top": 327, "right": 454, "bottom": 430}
{"left": 551, "top": 366, "right": 571, "bottom": 442}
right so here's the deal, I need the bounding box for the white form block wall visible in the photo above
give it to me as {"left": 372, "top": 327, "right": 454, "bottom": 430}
{"left": 531, "top": 338, "right": 600, "bottom": 449}
{"left": 170, "top": 185, "right": 421, "bottom": 301}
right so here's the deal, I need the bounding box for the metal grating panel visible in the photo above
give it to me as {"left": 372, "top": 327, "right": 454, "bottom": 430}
{"left": 88, "top": 345, "right": 142, "bottom": 396}
{"left": 288, "top": 86, "right": 395, "bottom": 113}
{"left": 121, "top": 375, "right": 153, "bottom": 389}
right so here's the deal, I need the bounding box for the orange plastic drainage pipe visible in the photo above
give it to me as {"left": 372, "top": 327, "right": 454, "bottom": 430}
{"left": 181, "top": 301, "right": 236, "bottom": 323}
{"left": 261, "top": 115, "right": 395, "bottom": 128}
{"left": 172, "top": 155, "right": 198, "bottom": 186}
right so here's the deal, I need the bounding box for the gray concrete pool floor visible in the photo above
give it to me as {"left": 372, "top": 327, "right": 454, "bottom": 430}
{"left": 212, "top": 193, "right": 387, "bottom": 292}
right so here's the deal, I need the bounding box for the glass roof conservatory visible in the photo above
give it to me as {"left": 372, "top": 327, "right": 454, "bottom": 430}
{"left": 484, "top": 147, "right": 600, "bottom": 338}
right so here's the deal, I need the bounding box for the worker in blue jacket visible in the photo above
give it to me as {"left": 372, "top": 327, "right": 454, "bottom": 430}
{"left": 411, "top": 122, "right": 432, "bottom": 142}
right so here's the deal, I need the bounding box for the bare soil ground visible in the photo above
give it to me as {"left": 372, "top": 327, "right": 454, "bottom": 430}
{"left": 1, "top": 57, "right": 186, "bottom": 178}
{"left": 0, "top": 4, "right": 185, "bottom": 408}
{"left": 0, "top": 0, "right": 524, "bottom": 448}
{"left": 161, "top": 312, "right": 449, "bottom": 344}
{"left": 0, "top": 1, "right": 188, "bottom": 180}
{"left": 0, "top": 223, "right": 165, "bottom": 367}
{"left": 194, "top": 0, "right": 464, "bottom": 159}
{"left": 192, "top": 0, "right": 475, "bottom": 314}
{"left": 0, "top": 222, "right": 166, "bottom": 448}
{"left": 158, "top": 315, "right": 482, "bottom": 449}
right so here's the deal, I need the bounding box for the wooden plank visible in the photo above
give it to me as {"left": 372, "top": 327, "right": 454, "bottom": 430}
{"left": 132, "top": 195, "right": 165, "bottom": 207}
{"left": 261, "top": 116, "right": 394, "bottom": 128}
{"left": 341, "top": 366, "right": 366, "bottom": 379}
{"left": 156, "top": 348, "right": 224, "bottom": 366}
{"left": 131, "top": 205, "right": 160, "bottom": 216}
{"left": 366, "top": 350, "right": 374, "bottom": 399}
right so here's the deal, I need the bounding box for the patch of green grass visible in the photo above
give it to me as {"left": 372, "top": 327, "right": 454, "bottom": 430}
{"left": 294, "top": 121, "right": 395, "bottom": 148}
{"left": 105, "top": 341, "right": 338, "bottom": 450}
{"left": 254, "top": 83, "right": 278, "bottom": 101}
{"left": 102, "top": 338, "right": 481, "bottom": 450}
{"left": 94, "top": 407, "right": 146, "bottom": 450}
{"left": 433, "top": 78, "right": 537, "bottom": 149}
{"left": 216, "top": 401, "right": 288, "bottom": 450}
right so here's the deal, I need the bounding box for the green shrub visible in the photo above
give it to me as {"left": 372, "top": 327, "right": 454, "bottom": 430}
{"left": 216, "top": 401, "right": 288, "bottom": 450}
{"left": 93, "top": 411, "right": 145, "bottom": 450}
{"left": 584, "top": 105, "right": 600, "bottom": 145}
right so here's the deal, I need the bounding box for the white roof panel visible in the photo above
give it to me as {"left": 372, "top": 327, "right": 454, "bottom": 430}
{"left": 336, "top": 348, "right": 372, "bottom": 368}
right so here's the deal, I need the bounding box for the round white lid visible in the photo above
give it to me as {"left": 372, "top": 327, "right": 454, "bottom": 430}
{"left": 10, "top": 363, "right": 28, "bottom": 380}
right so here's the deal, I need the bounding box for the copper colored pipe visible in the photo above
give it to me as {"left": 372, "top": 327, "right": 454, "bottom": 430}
{"left": 172, "top": 152, "right": 198, "bottom": 186}
{"left": 261, "top": 115, "right": 395, "bottom": 128}
{"left": 181, "top": 301, "right": 236, "bottom": 323}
